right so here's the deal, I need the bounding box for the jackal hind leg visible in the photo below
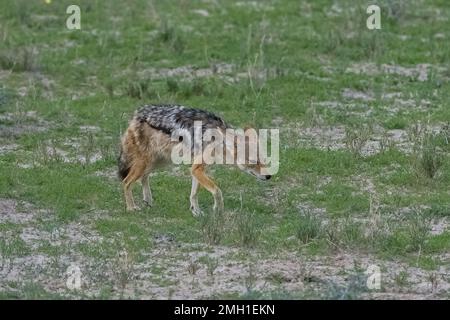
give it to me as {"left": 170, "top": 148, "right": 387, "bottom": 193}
{"left": 123, "top": 161, "right": 147, "bottom": 211}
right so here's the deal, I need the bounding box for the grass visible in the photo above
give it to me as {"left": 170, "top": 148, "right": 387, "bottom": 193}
{"left": 0, "top": 0, "right": 449, "bottom": 299}
{"left": 295, "top": 210, "right": 322, "bottom": 244}
{"left": 199, "top": 210, "right": 225, "bottom": 245}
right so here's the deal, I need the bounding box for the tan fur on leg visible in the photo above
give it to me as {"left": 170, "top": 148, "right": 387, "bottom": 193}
{"left": 190, "top": 176, "right": 202, "bottom": 216}
{"left": 123, "top": 161, "right": 147, "bottom": 211}
{"left": 142, "top": 174, "right": 153, "bottom": 206}
{"left": 191, "top": 164, "right": 224, "bottom": 213}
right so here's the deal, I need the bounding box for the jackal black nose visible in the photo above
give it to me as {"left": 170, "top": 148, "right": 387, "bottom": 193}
{"left": 265, "top": 175, "right": 271, "bottom": 180}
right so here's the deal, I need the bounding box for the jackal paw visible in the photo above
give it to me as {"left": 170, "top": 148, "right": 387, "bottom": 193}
{"left": 127, "top": 205, "right": 140, "bottom": 212}
{"left": 143, "top": 200, "right": 153, "bottom": 207}
{"left": 190, "top": 206, "right": 203, "bottom": 217}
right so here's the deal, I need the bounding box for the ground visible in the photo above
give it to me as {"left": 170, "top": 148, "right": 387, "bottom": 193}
{"left": 0, "top": 0, "right": 449, "bottom": 299}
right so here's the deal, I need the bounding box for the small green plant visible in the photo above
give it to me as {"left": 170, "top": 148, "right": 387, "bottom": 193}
{"left": 0, "top": 48, "right": 39, "bottom": 72}
{"left": 166, "top": 78, "right": 179, "bottom": 93}
{"left": 419, "top": 133, "right": 443, "bottom": 179}
{"left": 124, "top": 80, "right": 156, "bottom": 100}
{"left": 157, "top": 20, "right": 175, "bottom": 43}
{"left": 35, "top": 140, "right": 64, "bottom": 165}
{"left": 376, "top": 208, "right": 430, "bottom": 254}
{"left": 199, "top": 211, "right": 224, "bottom": 245}
{"left": 0, "top": 87, "right": 14, "bottom": 106}
{"left": 381, "top": 0, "right": 407, "bottom": 20}
{"left": 325, "top": 220, "right": 342, "bottom": 251}
{"left": 341, "top": 221, "right": 364, "bottom": 248}
{"left": 407, "top": 210, "right": 430, "bottom": 252}
{"left": 423, "top": 204, "right": 450, "bottom": 217}
{"left": 410, "top": 124, "right": 445, "bottom": 179}
{"left": 324, "top": 272, "right": 367, "bottom": 300}
{"left": 187, "top": 260, "right": 200, "bottom": 275}
{"left": 303, "top": 105, "right": 325, "bottom": 128}
{"left": 103, "top": 81, "right": 115, "bottom": 98}
{"left": 98, "top": 140, "right": 115, "bottom": 163}
{"left": 324, "top": 29, "right": 344, "bottom": 54}
{"left": 428, "top": 272, "right": 438, "bottom": 292}
{"left": 157, "top": 20, "right": 185, "bottom": 54}
{"left": 295, "top": 210, "right": 322, "bottom": 244}
{"left": 112, "top": 249, "right": 135, "bottom": 298}
{"left": 394, "top": 270, "right": 409, "bottom": 287}
{"left": 243, "top": 265, "right": 258, "bottom": 295}
{"left": 235, "top": 210, "right": 260, "bottom": 248}
{"left": 80, "top": 132, "right": 96, "bottom": 166}
{"left": 344, "top": 124, "right": 372, "bottom": 156}
{"left": 379, "top": 130, "right": 395, "bottom": 153}
{"left": 199, "top": 256, "right": 219, "bottom": 277}
{"left": 181, "top": 78, "right": 206, "bottom": 98}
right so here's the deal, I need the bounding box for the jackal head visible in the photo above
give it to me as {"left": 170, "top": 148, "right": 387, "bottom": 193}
{"left": 227, "top": 128, "right": 272, "bottom": 181}
{"left": 238, "top": 157, "right": 272, "bottom": 181}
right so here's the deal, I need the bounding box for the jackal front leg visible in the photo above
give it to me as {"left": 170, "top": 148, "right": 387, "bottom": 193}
{"left": 142, "top": 174, "right": 153, "bottom": 207}
{"left": 191, "top": 164, "right": 224, "bottom": 213}
{"left": 189, "top": 176, "right": 202, "bottom": 216}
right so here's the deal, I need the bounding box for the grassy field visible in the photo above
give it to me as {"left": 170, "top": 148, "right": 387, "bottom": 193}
{"left": 0, "top": 0, "right": 449, "bottom": 299}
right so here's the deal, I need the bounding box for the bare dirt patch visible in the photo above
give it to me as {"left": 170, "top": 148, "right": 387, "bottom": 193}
{"left": 234, "top": 1, "right": 274, "bottom": 11}
{"left": 191, "top": 9, "right": 210, "bottom": 17}
{"left": 0, "top": 111, "right": 51, "bottom": 137}
{"left": 289, "top": 125, "right": 347, "bottom": 151}
{"left": 137, "top": 63, "right": 235, "bottom": 81}
{"left": 0, "top": 143, "right": 18, "bottom": 155}
{"left": 93, "top": 167, "right": 118, "bottom": 180}
{"left": 0, "top": 199, "right": 105, "bottom": 297}
{"left": 19, "top": 134, "right": 111, "bottom": 168}
{"left": 112, "top": 247, "right": 450, "bottom": 299}
{"left": 345, "top": 63, "right": 446, "bottom": 82}
{"left": 19, "top": 222, "right": 103, "bottom": 250}
{"left": 342, "top": 88, "right": 374, "bottom": 102}
{"left": 284, "top": 123, "right": 412, "bottom": 156}
{"left": 430, "top": 218, "right": 449, "bottom": 236}
{"left": 1, "top": 212, "right": 448, "bottom": 299}
{"left": 0, "top": 198, "right": 101, "bottom": 248}
{"left": 0, "top": 199, "right": 36, "bottom": 224}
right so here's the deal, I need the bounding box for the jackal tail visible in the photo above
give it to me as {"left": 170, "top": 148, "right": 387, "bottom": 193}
{"left": 118, "top": 146, "right": 131, "bottom": 181}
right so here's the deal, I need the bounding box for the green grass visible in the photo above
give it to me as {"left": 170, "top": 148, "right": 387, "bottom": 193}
{"left": 0, "top": 0, "right": 449, "bottom": 299}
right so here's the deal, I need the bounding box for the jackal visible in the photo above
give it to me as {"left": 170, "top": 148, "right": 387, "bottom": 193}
{"left": 118, "top": 104, "right": 271, "bottom": 215}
